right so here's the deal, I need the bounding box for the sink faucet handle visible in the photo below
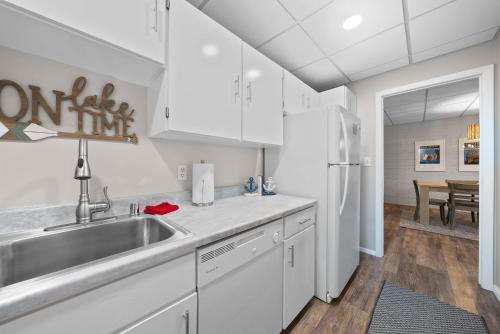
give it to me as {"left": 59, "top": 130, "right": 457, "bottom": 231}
{"left": 130, "top": 202, "right": 140, "bottom": 216}
{"left": 102, "top": 186, "right": 111, "bottom": 210}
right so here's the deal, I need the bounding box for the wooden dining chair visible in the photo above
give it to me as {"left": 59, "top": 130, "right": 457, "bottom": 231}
{"left": 446, "top": 180, "right": 479, "bottom": 228}
{"left": 412, "top": 180, "right": 447, "bottom": 224}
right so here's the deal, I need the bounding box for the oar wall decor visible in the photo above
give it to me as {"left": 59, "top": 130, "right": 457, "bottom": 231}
{"left": 0, "top": 120, "right": 138, "bottom": 144}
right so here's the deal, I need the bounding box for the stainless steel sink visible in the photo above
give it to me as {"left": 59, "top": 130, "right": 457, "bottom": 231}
{"left": 0, "top": 216, "right": 191, "bottom": 288}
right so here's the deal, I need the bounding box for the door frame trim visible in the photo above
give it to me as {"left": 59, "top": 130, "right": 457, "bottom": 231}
{"left": 374, "top": 65, "right": 495, "bottom": 291}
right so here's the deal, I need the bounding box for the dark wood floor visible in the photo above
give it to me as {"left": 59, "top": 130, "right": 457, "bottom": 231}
{"left": 286, "top": 204, "right": 500, "bottom": 333}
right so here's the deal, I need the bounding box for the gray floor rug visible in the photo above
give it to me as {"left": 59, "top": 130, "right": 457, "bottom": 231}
{"left": 366, "top": 281, "right": 489, "bottom": 334}
{"left": 397, "top": 206, "right": 478, "bottom": 241}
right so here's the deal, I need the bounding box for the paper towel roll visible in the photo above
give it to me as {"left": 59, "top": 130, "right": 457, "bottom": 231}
{"left": 192, "top": 162, "right": 214, "bottom": 206}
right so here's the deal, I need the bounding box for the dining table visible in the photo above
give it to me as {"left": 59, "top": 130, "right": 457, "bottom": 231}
{"left": 417, "top": 180, "right": 479, "bottom": 225}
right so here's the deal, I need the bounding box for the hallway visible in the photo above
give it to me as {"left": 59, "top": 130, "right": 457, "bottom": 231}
{"left": 287, "top": 204, "right": 500, "bottom": 333}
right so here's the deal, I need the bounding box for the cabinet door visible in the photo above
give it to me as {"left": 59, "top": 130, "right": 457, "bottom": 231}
{"left": 167, "top": 0, "right": 242, "bottom": 140}
{"left": 121, "top": 293, "right": 197, "bottom": 334}
{"left": 4, "top": 0, "right": 166, "bottom": 63}
{"left": 242, "top": 43, "right": 283, "bottom": 145}
{"left": 283, "top": 225, "right": 315, "bottom": 329}
{"left": 346, "top": 87, "right": 357, "bottom": 115}
{"left": 283, "top": 70, "right": 305, "bottom": 115}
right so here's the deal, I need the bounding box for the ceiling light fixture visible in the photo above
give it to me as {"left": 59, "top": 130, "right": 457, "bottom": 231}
{"left": 343, "top": 15, "right": 363, "bottom": 30}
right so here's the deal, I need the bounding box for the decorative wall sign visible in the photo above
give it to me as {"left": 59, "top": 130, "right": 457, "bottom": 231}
{"left": 459, "top": 138, "right": 479, "bottom": 172}
{"left": 0, "top": 77, "right": 138, "bottom": 144}
{"left": 415, "top": 140, "right": 445, "bottom": 172}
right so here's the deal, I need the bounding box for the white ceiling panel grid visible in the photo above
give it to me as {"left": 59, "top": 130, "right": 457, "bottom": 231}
{"left": 412, "top": 27, "right": 498, "bottom": 63}
{"left": 348, "top": 57, "right": 409, "bottom": 82}
{"left": 409, "top": 0, "right": 500, "bottom": 54}
{"left": 330, "top": 25, "right": 408, "bottom": 76}
{"left": 278, "top": 0, "right": 334, "bottom": 21}
{"left": 202, "top": 0, "right": 295, "bottom": 47}
{"left": 188, "top": 0, "right": 500, "bottom": 91}
{"left": 406, "top": 0, "right": 455, "bottom": 19}
{"left": 384, "top": 78, "right": 479, "bottom": 126}
{"left": 258, "top": 25, "right": 324, "bottom": 71}
{"left": 292, "top": 58, "right": 348, "bottom": 91}
{"left": 301, "top": 0, "right": 404, "bottom": 55}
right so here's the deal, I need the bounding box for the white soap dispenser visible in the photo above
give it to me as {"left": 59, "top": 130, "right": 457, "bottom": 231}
{"left": 192, "top": 160, "right": 214, "bottom": 206}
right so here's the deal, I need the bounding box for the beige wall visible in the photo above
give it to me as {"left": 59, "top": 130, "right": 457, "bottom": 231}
{"left": 350, "top": 39, "right": 499, "bottom": 282}
{"left": 0, "top": 46, "right": 262, "bottom": 209}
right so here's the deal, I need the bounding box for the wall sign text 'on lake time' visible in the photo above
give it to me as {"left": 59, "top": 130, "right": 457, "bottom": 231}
{"left": 0, "top": 76, "right": 138, "bottom": 144}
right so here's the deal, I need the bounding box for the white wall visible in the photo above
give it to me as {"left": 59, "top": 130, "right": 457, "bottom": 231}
{"left": 349, "top": 39, "right": 499, "bottom": 255}
{"left": 0, "top": 46, "right": 262, "bottom": 209}
{"left": 385, "top": 115, "right": 479, "bottom": 206}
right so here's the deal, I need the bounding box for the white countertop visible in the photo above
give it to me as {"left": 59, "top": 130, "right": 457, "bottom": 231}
{"left": 0, "top": 194, "right": 316, "bottom": 324}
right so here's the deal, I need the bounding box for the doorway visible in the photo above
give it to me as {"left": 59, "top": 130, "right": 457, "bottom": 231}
{"left": 374, "top": 65, "right": 495, "bottom": 290}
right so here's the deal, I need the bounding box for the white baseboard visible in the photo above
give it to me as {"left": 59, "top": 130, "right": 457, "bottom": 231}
{"left": 360, "top": 247, "right": 377, "bottom": 256}
{"left": 494, "top": 285, "right": 500, "bottom": 303}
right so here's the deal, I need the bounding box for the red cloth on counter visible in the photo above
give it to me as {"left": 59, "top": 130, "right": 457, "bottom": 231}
{"left": 143, "top": 202, "right": 179, "bottom": 215}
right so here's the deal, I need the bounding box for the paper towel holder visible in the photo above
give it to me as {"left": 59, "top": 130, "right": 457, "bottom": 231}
{"left": 192, "top": 160, "right": 215, "bottom": 207}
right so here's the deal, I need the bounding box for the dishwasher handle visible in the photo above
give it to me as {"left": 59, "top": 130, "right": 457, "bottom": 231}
{"left": 288, "top": 245, "right": 295, "bottom": 268}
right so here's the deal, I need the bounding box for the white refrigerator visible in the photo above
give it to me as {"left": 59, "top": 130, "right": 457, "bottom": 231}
{"left": 265, "top": 105, "right": 361, "bottom": 303}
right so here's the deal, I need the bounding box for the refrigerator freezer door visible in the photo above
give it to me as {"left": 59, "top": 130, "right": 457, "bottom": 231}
{"left": 328, "top": 106, "right": 361, "bottom": 164}
{"left": 327, "top": 164, "right": 360, "bottom": 299}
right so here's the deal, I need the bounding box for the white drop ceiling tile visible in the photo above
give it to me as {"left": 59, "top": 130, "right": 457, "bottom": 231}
{"left": 202, "top": 0, "right": 295, "bottom": 47}
{"left": 348, "top": 57, "right": 409, "bottom": 81}
{"left": 390, "top": 113, "right": 424, "bottom": 125}
{"left": 427, "top": 100, "right": 471, "bottom": 116}
{"left": 412, "top": 27, "right": 498, "bottom": 63}
{"left": 330, "top": 25, "right": 407, "bottom": 76}
{"left": 279, "top": 0, "right": 334, "bottom": 21}
{"left": 301, "top": 0, "right": 404, "bottom": 55}
{"left": 425, "top": 111, "right": 464, "bottom": 121}
{"left": 427, "top": 78, "right": 478, "bottom": 101}
{"left": 385, "top": 90, "right": 426, "bottom": 109}
{"left": 293, "top": 58, "right": 348, "bottom": 91}
{"left": 258, "top": 25, "right": 324, "bottom": 71}
{"left": 406, "top": 0, "right": 455, "bottom": 19}
{"left": 409, "top": 0, "right": 500, "bottom": 53}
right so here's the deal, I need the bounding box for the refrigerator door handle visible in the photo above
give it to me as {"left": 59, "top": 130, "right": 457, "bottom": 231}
{"left": 339, "top": 164, "right": 349, "bottom": 216}
{"left": 339, "top": 112, "right": 350, "bottom": 164}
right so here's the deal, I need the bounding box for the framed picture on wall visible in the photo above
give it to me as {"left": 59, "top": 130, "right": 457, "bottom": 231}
{"left": 415, "top": 140, "right": 445, "bottom": 172}
{"left": 459, "top": 138, "right": 479, "bottom": 172}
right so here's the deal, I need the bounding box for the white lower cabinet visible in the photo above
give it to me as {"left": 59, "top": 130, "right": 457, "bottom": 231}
{"left": 283, "top": 225, "right": 316, "bottom": 329}
{"left": 0, "top": 253, "right": 196, "bottom": 334}
{"left": 120, "top": 293, "right": 197, "bottom": 334}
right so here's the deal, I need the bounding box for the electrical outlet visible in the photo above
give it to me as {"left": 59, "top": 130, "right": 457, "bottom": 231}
{"left": 177, "top": 165, "right": 187, "bottom": 181}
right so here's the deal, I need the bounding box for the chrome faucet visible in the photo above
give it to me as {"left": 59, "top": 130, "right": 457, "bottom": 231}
{"left": 74, "top": 139, "right": 111, "bottom": 224}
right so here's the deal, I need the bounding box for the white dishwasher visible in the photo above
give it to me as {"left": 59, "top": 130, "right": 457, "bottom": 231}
{"left": 197, "top": 219, "right": 284, "bottom": 334}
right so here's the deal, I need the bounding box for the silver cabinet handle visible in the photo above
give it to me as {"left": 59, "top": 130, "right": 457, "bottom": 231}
{"left": 246, "top": 82, "right": 252, "bottom": 104}
{"left": 234, "top": 75, "right": 240, "bottom": 102}
{"left": 299, "top": 218, "right": 311, "bottom": 225}
{"left": 301, "top": 93, "right": 305, "bottom": 108}
{"left": 153, "top": 0, "right": 158, "bottom": 32}
{"left": 183, "top": 310, "right": 190, "bottom": 334}
{"left": 307, "top": 96, "right": 310, "bottom": 109}
{"left": 289, "top": 245, "right": 295, "bottom": 268}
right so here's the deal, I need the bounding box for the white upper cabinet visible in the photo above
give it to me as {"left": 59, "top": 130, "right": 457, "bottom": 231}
{"left": 242, "top": 44, "right": 283, "bottom": 146}
{"left": 283, "top": 70, "right": 319, "bottom": 115}
{"left": 3, "top": 0, "right": 166, "bottom": 63}
{"left": 320, "top": 86, "right": 357, "bottom": 115}
{"left": 0, "top": 0, "right": 165, "bottom": 84}
{"left": 162, "top": 0, "right": 242, "bottom": 140}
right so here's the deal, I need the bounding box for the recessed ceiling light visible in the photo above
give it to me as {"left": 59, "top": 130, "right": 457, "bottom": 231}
{"left": 343, "top": 15, "right": 363, "bottom": 30}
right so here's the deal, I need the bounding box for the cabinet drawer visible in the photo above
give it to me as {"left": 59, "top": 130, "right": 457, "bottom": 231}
{"left": 0, "top": 253, "right": 196, "bottom": 334}
{"left": 284, "top": 207, "right": 315, "bottom": 239}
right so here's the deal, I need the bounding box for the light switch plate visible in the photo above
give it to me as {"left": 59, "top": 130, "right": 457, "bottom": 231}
{"left": 177, "top": 165, "right": 187, "bottom": 181}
